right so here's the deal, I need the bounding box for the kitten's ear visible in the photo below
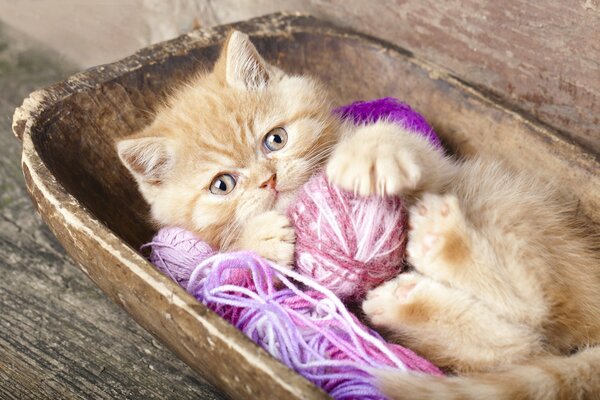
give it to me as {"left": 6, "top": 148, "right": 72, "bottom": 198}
{"left": 116, "top": 136, "right": 175, "bottom": 185}
{"left": 215, "top": 30, "right": 270, "bottom": 89}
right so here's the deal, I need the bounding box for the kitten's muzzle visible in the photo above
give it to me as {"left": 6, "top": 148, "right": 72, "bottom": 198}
{"left": 260, "top": 174, "right": 277, "bottom": 191}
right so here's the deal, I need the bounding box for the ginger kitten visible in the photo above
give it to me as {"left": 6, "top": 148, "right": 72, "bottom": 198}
{"left": 117, "top": 31, "right": 600, "bottom": 399}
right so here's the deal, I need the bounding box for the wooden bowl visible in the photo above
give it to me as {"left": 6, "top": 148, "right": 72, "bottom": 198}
{"left": 13, "top": 12, "right": 600, "bottom": 399}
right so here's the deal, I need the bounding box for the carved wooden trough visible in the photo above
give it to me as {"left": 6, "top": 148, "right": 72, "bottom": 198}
{"left": 12, "top": 12, "right": 600, "bottom": 399}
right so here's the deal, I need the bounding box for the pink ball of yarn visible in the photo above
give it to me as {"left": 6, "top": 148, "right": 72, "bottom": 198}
{"left": 288, "top": 172, "right": 408, "bottom": 301}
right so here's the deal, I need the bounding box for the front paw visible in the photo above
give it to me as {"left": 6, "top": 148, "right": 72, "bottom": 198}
{"left": 326, "top": 126, "right": 422, "bottom": 197}
{"left": 237, "top": 211, "right": 296, "bottom": 267}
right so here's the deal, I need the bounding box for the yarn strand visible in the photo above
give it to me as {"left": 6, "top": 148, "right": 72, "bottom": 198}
{"left": 147, "top": 231, "right": 442, "bottom": 399}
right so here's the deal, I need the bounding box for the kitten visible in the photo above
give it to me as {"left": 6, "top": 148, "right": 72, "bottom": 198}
{"left": 117, "top": 31, "right": 600, "bottom": 399}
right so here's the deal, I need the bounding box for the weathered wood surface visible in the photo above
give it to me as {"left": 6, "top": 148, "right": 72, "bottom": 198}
{"left": 3, "top": 0, "right": 599, "bottom": 153}
{"left": 204, "top": 0, "right": 600, "bottom": 154}
{"left": 0, "top": 22, "right": 225, "bottom": 400}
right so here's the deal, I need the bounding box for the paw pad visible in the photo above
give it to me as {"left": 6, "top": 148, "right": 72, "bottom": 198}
{"left": 394, "top": 282, "right": 417, "bottom": 300}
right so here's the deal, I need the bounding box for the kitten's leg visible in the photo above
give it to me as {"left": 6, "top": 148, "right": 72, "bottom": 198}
{"left": 326, "top": 121, "right": 457, "bottom": 199}
{"left": 362, "top": 272, "right": 544, "bottom": 372}
{"left": 407, "top": 193, "right": 547, "bottom": 325}
{"left": 407, "top": 193, "right": 473, "bottom": 281}
{"left": 233, "top": 210, "right": 296, "bottom": 267}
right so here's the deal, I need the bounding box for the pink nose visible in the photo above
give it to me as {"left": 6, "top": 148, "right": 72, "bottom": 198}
{"left": 260, "top": 174, "right": 277, "bottom": 190}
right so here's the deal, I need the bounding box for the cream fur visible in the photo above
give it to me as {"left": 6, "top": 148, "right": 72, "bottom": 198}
{"left": 116, "top": 30, "right": 340, "bottom": 266}
{"left": 334, "top": 125, "right": 600, "bottom": 399}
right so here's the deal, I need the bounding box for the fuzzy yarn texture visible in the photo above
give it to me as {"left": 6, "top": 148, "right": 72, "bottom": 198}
{"left": 145, "top": 227, "right": 217, "bottom": 287}
{"left": 288, "top": 172, "right": 407, "bottom": 301}
{"left": 334, "top": 97, "right": 442, "bottom": 150}
{"left": 144, "top": 230, "right": 442, "bottom": 399}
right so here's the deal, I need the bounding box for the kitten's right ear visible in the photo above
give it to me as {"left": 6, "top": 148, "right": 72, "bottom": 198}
{"left": 116, "top": 136, "right": 175, "bottom": 185}
{"left": 215, "top": 30, "right": 270, "bottom": 89}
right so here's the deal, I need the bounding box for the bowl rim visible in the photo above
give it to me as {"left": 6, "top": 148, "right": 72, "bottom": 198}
{"left": 15, "top": 12, "right": 338, "bottom": 400}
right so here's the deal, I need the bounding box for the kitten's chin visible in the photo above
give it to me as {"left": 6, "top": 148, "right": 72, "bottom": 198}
{"left": 274, "top": 190, "right": 298, "bottom": 213}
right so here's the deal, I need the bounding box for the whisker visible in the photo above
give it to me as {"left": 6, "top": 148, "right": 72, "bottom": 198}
{"left": 220, "top": 217, "right": 244, "bottom": 250}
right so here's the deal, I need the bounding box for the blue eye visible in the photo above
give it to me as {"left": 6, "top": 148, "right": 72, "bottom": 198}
{"left": 210, "top": 174, "right": 236, "bottom": 195}
{"left": 263, "top": 127, "right": 288, "bottom": 152}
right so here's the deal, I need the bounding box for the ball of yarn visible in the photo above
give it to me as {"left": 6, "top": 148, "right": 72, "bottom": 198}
{"left": 284, "top": 98, "right": 441, "bottom": 300}
{"left": 144, "top": 233, "right": 443, "bottom": 399}
{"left": 144, "top": 226, "right": 216, "bottom": 287}
{"left": 288, "top": 172, "right": 408, "bottom": 301}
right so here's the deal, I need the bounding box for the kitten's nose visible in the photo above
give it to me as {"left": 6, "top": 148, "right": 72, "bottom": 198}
{"left": 260, "top": 174, "right": 277, "bottom": 190}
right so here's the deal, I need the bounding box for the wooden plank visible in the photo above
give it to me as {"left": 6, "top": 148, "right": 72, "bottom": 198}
{"left": 200, "top": 0, "right": 600, "bottom": 153}
{"left": 0, "top": 22, "right": 225, "bottom": 400}
{"left": 2, "top": 1, "right": 598, "bottom": 152}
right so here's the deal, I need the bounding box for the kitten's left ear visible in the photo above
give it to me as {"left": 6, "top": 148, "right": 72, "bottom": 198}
{"left": 116, "top": 135, "right": 175, "bottom": 186}
{"left": 215, "top": 30, "right": 270, "bottom": 89}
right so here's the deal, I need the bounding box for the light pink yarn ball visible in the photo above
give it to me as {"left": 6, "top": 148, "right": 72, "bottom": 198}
{"left": 288, "top": 172, "right": 408, "bottom": 301}
{"left": 144, "top": 227, "right": 216, "bottom": 288}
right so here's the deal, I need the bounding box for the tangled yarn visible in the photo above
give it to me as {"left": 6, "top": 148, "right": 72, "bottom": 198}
{"left": 145, "top": 229, "right": 442, "bottom": 399}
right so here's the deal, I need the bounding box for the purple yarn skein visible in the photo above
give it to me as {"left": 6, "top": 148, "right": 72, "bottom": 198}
{"left": 334, "top": 97, "right": 442, "bottom": 150}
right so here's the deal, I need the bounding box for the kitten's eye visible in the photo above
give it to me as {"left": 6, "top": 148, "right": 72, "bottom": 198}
{"left": 209, "top": 174, "right": 236, "bottom": 195}
{"left": 263, "top": 127, "right": 288, "bottom": 152}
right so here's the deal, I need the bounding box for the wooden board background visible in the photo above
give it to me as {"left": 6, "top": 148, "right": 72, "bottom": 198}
{"left": 204, "top": 0, "right": 600, "bottom": 154}
{"left": 0, "top": 22, "right": 225, "bottom": 400}
{"left": 2, "top": 0, "right": 599, "bottom": 152}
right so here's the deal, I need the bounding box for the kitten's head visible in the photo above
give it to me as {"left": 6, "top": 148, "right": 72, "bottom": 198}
{"left": 117, "top": 31, "right": 340, "bottom": 248}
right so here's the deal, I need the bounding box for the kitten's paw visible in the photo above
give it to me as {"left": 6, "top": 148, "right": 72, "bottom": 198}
{"left": 362, "top": 272, "right": 425, "bottom": 327}
{"left": 238, "top": 211, "right": 296, "bottom": 267}
{"left": 407, "top": 193, "right": 471, "bottom": 272}
{"left": 326, "top": 131, "right": 422, "bottom": 197}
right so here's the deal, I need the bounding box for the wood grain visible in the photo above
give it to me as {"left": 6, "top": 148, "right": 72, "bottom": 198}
{"left": 200, "top": 0, "right": 600, "bottom": 153}
{"left": 0, "top": 22, "right": 225, "bottom": 400}
{"left": 3, "top": 1, "right": 598, "bottom": 153}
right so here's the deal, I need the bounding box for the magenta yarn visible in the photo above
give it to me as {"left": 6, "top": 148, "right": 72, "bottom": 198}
{"left": 288, "top": 172, "right": 407, "bottom": 301}
{"left": 334, "top": 97, "right": 442, "bottom": 150}
{"left": 145, "top": 231, "right": 442, "bottom": 399}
